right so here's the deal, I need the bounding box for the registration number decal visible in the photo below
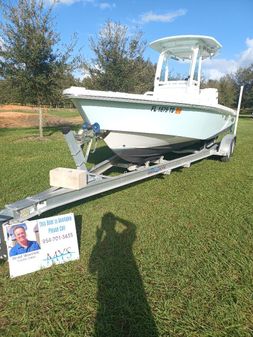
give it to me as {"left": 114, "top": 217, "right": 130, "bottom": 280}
{"left": 151, "top": 106, "right": 182, "bottom": 114}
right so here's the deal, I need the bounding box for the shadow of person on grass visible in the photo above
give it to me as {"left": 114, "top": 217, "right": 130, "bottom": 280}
{"left": 89, "top": 212, "right": 158, "bottom": 337}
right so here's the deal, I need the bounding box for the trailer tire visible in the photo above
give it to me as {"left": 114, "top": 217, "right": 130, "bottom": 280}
{"left": 220, "top": 137, "right": 236, "bottom": 162}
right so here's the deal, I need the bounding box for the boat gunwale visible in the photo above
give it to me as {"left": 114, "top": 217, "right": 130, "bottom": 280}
{"left": 65, "top": 92, "right": 236, "bottom": 116}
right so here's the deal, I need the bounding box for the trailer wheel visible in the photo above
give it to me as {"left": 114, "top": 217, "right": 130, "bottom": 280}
{"left": 220, "top": 137, "right": 236, "bottom": 162}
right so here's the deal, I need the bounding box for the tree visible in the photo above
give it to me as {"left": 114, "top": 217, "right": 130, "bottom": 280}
{"left": 82, "top": 21, "right": 155, "bottom": 94}
{"left": 218, "top": 74, "right": 237, "bottom": 108}
{"left": 201, "top": 75, "right": 236, "bottom": 108}
{"left": 0, "top": 0, "right": 78, "bottom": 107}
{"left": 234, "top": 64, "right": 253, "bottom": 111}
{"left": 201, "top": 64, "right": 253, "bottom": 112}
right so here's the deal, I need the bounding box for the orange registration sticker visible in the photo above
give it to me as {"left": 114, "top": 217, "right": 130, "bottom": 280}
{"left": 175, "top": 107, "right": 182, "bottom": 114}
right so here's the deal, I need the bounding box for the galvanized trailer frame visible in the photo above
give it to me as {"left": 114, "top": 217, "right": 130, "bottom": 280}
{"left": 0, "top": 129, "right": 236, "bottom": 259}
{"left": 0, "top": 86, "right": 243, "bottom": 259}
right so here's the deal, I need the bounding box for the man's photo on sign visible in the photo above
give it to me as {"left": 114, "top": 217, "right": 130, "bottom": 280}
{"left": 6, "top": 223, "right": 40, "bottom": 257}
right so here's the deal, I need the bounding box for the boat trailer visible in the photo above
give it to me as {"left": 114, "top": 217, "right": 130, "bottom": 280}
{"left": 0, "top": 86, "right": 244, "bottom": 259}
{"left": 0, "top": 127, "right": 238, "bottom": 259}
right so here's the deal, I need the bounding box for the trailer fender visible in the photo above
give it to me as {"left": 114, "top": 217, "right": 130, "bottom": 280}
{"left": 219, "top": 134, "right": 236, "bottom": 162}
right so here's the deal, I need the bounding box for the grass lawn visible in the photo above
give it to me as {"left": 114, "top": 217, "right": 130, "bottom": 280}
{"left": 0, "top": 119, "right": 252, "bottom": 337}
{"left": 47, "top": 108, "right": 80, "bottom": 118}
{"left": 0, "top": 106, "right": 79, "bottom": 118}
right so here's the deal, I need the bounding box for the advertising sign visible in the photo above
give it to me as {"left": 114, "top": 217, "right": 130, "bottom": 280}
{"left": 3, "top": 213, "right": 79, "bottom": 278}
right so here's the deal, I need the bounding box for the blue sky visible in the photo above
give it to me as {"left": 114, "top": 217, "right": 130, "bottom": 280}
{"left": 50, "top": 0, "right": 253, "bottom": 79}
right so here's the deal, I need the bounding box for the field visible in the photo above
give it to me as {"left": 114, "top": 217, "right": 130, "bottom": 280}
{"left": 0, "top": 105, "right": 82, "bottom": 128}
{"left": 0, "top": 116, "right": 252, "bottom": 337}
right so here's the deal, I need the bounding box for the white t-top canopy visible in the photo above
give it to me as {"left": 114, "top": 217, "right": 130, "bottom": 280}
{"left": 150, "top": 35, "right": 222, "bottom": 60}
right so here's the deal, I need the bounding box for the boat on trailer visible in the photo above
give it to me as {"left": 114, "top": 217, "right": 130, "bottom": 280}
{"left": 63, "top": 35, "right": 236, "bottom": 164}
{"left": 0, "top": 36, "right": 244, "bottom": 259}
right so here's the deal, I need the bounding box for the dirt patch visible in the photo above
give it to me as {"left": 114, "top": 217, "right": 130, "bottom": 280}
{"left": 0, "top": 110, "right": 82, "bottom": 128}
{"left": 0, "top": 104, "right": 36, "bottom": 112}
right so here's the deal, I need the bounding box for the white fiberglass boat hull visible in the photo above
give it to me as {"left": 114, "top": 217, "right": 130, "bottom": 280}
{"left": 104, "top": 131, "right": 201, "bottom": 163}
{"left": 64, "top": 88, "right": 236, "bottom": 163}
{"left": 63, "top": 35, "right": 236, "bottom": 163}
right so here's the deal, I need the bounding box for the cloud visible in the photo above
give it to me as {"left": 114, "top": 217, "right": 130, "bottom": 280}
{"left": 202, "top": 38, "right": 253, "bottom": 79}
{"left": 97, "top": 2, "right": 116, "bottom": 10}
{"left": 238, "top": 38, "right": 253, "bottom": 68}
{"left": 203, "top": 59, "right": 238, "bottom": 80}
{"left": 47, "top": 0, "right": 92, "bottom": 5}
{"left": 53, "top": 0, "right": 78, "bottom": 4}
{"left": 51, "top": 0, "right": 115, "bottom": 8}
{"left": 139, "top": 9, "right": 187, "bottom": 24}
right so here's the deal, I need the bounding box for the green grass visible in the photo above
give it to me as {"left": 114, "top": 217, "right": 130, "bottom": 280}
{"left": 0, "top": 119, "right": 253, "bottom": 337}
{"left": 0, "top": 107, "right": 80, "bottom": 118}
{"left": 47, "top": 108, "right": 80, "bottom": 118}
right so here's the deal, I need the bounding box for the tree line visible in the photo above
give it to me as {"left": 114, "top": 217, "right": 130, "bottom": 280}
{"left": 202, "top": 66, "right": 253, "bottom": 112}
{"left": 0, "top": 0, "right": 252, "bottom": 112}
